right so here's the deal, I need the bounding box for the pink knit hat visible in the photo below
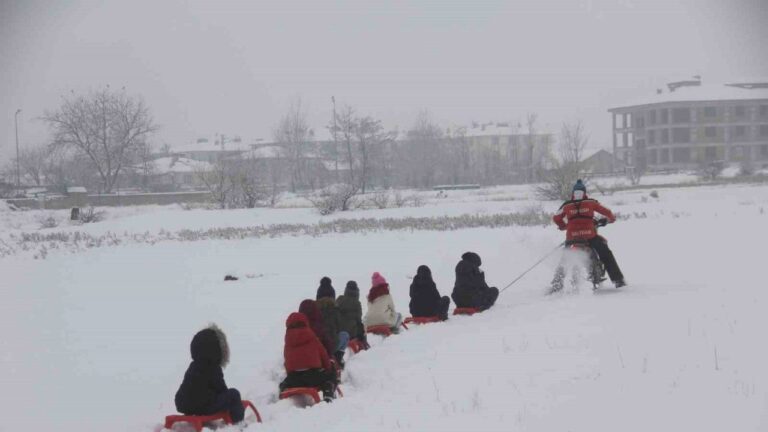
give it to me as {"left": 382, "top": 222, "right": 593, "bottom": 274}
{"left": 371, "top": 272, "right": 388, "bottom": 287}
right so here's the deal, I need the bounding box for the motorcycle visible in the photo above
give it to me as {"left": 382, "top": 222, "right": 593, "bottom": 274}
{"left": 549, "top": 218, "right": 608, "bottom": 293}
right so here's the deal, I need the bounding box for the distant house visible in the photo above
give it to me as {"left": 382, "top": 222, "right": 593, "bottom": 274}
{"left": 583, "top": 150, "right": 626, "bottom": 175}
{"left": 150, "top": 157, "right": 212, "bottom": 190}
{"left": 446, "top": 122, "right": 555, "bottom": 183}
{"left": 171, "top": 136, "right": 253, "bottom": 163}
{"left": 609, "top": 77, "right": 768, "bottom": 171}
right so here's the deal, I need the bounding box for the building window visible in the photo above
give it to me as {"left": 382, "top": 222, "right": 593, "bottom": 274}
{"left": 761, "top": 105, "right": 768, "bottom": 117}
{"left": 704, "top": 106, "right": 717, "bottom": 118}
{"left": 705, "top": 146, "right": 717, "bottom": 161}
{"left": 672, "top": 108, "right": 691, "bottom": 123}
{"left": 660, "top": 109, "right": 669, "bottom": 124}
{"left": 660, "top": 148, "right": 670, "bottom": 164}
{"left": 704, "top": 126, "right": 717, "bottom": 138}
{"left": 635, "top": 116, "right": 645, "bottom": 129}
{"left": 660, "top": 129, "right": 669, "bottom": 144}
{"left": 648, "top": 130, "right": 656, "bottom": 144}
{"left": 731, "top": 125, "right": 746, "bottom": 141}
{"left": 648, "top": 149, "right": 658, "bottom": 165}
{"left": 672, "top": 148, "right": 691, "bottom": 163}
{"left": 183, "top": 174, "right": 193, "bottom": 184}
{"left": 734, "top": 106, "right": 746, "bottom": 117}
{"left": 761, "top": 145, "right": 768, "bottom": 159}
{"left": 672, "top": 127, "right": 690, "bottom": 143}
{"left": 760, "top": 125, "right": 768, "bottom": 137}
{"left": 649, "top": 110, "right": 657, "bottom": 125}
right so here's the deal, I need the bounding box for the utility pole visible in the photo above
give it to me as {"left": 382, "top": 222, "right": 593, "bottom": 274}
{"left": 332, "top": 96, "right": 339, "bottom": 180}
{"left": 14, "top": 109, "right": 22, "bottom": 188}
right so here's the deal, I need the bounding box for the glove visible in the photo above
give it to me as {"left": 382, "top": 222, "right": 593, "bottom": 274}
{"left": 596, "top": 218, "right": 608, "bottom": 227}
{"left": 558, "top": 225, "right": 566, "bottom": 231}
{"left": 359, "top": 336, "right": 371, "bottom": 350}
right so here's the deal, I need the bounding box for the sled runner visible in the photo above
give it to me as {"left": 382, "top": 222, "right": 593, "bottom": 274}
{"left": 366, "top": 322, "right": 408, "bottom": 337}
{"left": 164, "top": 400, "right": 261, "bottom": 431}
{"left": 453, "top": 307, "right": 480, "bottom": 316}
{"left": 279, "top": 386, "right": 344, "bottom": 406}
{"left": 403, "top": 316, "right": 440, "bottom": 325}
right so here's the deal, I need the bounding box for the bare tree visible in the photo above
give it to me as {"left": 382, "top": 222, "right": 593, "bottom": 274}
{"left": 273, "top": 99, "right": 311, "bottom": 192}
{"left": 525, "top": 113, "right": 538, "bottom": 183}
{"left": 444, "top": 127, "right": 471, "bottom": 185}
{"left": 536, "top": 121, "right": 589, "bottom": 200}
{"left": 6, "top": 145, "right": 50, "bottom": 186}
{"left": 354, "top": 116, "right": 395, "bottom": 193}
{"left": 406, "top": 111, "right": 443, "bottom": 188}
{"left": 333, "top": 105, "right": 357, "bottom": 185}
{"left": 42, "top": 87, "right": 157, "bottom": 193}
{"left": 559, "top": 120, "right": 588, "bottom": 166}
{"left": 196, "top": 160, "right": 231, "bottom": 209}
{"left": 627, "top": 165, "right": 645, "bottom": 186}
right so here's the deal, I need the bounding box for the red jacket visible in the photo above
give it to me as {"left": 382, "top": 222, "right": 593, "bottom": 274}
{"left": 283, "top": 312, "right": 331, "bottom": 373}
{"left": 553, "top": 192, "right": 615, "bottom": 241}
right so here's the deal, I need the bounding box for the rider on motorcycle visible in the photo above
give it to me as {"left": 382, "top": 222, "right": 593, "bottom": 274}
{"left": 552, "top": 179, "right": 626, "bottom": 288}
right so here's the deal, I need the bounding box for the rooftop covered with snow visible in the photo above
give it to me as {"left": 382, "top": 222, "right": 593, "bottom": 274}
{"left": 610, "top": 81, "right": 768, "bottom": 112}
{"left": 152, "top": 157, "right": 213, "bottom": 174}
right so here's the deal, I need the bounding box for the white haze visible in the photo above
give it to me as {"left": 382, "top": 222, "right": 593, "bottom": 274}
{"left": 1, "top": 0, "right": 766, "bottom": 160}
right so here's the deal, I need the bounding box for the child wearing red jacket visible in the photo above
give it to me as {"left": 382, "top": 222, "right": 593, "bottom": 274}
{"left": 279, "top": 312, "right": 337, "bottom": 402}
{"left": 552, "top": 179, "right": 626, "bottom": 288}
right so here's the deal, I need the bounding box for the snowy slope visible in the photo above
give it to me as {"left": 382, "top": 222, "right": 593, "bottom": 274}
{"left": 1, "top": 183, "right": 767, "bottom": 431}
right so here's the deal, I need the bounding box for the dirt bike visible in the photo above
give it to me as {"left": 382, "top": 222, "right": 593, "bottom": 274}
{"left": 549, "top": 218, "right": 608, "bottom": 293}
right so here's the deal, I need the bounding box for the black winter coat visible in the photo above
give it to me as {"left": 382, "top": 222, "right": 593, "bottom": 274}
{"left": 175, "top": 325, "right": 230, "bottom": 414}
{"left": 336, "top": 295, "right": 364, "bottom": 339}
{"left": 409, "top": 265, "right": 443, "bottom": 317}
{"left": 452, "top": 252, "right": 490, "bottom": 307}
{"left": 316, "top": 297, "right": 340, "bottom": 353}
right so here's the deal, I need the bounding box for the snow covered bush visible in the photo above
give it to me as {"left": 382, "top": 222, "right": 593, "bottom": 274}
{"left": 78, "top": 207, "right": 105, "bottom": 224}
{"left": 36, "top": 213, "right": 59, "bottom": 229}
{"left": 368, "top": 189, "right": 391, "bottom": 209}
{"left": 309, "top": 183, "right": 359, "bottom": 215}
{"left": 536, "top": 162, "right": 585, "bottom": 201}
{"left": 696, "top": 160, "right": 725, "bottom": 181}
{"left": 739, "top": 159, "right": 755, "bottom": 177}
{"left": 393, "top": 190, "right": 425, "bottom": 208}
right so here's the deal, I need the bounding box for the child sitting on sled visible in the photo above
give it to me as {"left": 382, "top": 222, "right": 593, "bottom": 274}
{"left": 316, "top": 277, "right": 350, "bottom": 368}
{"left": 280, "top": 312, "right": 338, "bottom": 402}
{"left": 409, "top": 265, "right": 451, "bottom": 321}
{"left": 364, "top": 272, "right": 404, "bottom": 333}
{"left": 336, "top": 280, "right": 370, "bottom": 350}
{"left": 174, "top": 324, "right": 245, "bottom": 423}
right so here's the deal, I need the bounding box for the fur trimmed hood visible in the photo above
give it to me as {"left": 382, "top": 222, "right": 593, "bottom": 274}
{"left": 190, "top": 323, "right": 230, "bottom": 369}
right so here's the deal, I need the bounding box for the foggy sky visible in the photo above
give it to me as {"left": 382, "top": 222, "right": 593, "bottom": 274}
{"left": 1, "top": 0, "right": 767, "bottom": 162}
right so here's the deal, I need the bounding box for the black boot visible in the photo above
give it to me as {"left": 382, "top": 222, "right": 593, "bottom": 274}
{"left": 334, "top": 351, "right": 345, "bottom": 370}
{"left": 322, "top": 382, "right": 336, "bottom": 403}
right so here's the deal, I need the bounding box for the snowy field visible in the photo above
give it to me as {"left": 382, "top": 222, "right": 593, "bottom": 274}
{"left": 2, "top": 179, "right": 768, "bottom": 431}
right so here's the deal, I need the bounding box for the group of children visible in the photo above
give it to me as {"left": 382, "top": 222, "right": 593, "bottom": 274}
{"left": 173, "top": 251, "right": 500, "bottom": 422}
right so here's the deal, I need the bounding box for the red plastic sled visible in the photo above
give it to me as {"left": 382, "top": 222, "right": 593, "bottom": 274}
{"left": 164, "top": 400, "right": 261, "bottom": 431}
{"left": 404, "top": 316, "right": 440, "bottom": 325}
{"left": 279, "top": 386, "right": 344, "bottom": 406}
{"left": 366, "top": 321, "right": 408, "bottom": 337}
{"left": 453, "top": 307, "right": 480, "bottom": 316}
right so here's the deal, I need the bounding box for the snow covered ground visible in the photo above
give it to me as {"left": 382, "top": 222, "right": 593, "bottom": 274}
{"left": 2, "top": 180, "right": 768, "bottom": 431}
